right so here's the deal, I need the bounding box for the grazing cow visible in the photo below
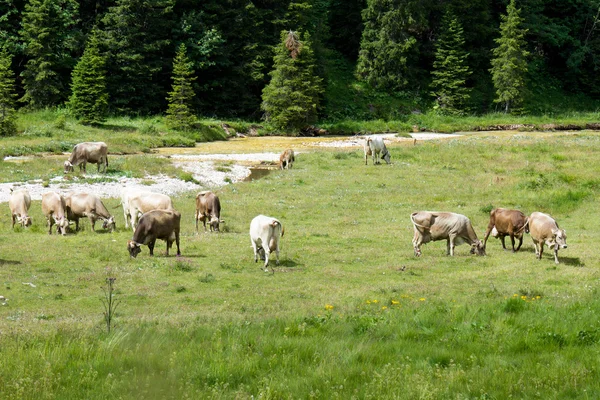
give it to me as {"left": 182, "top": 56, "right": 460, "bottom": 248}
{"left": 64, "top": 192, "right": 116, "bottom": 232}
{"left": 64, "top": 142, "right": 108, "bottom": 173}
{"left": 411, "top": 211, "right": 486, "bottom": 257}
{"left": 121, "top": 188, "right": 173, "bottom": 231}
{"left": 279, "top": 149, "right": 295, "bottom": 170}
{"left": 483, "top": 208, "right": 529, "bottom": 252}
{"left": 8, "top": 188, "right": 32, "bottom": 229}
{"left": 127, "top": 209, "right": 181, "bottom": 258}
{"left": 250, "top": 215, "right": 284, "bottom": 272}
{"left": 41, "top": 192, "right": 68, "bottom": 235}
{"left": 195, "top": 191, "right": 223, "bottom": 233}
{"left": 364, "top": 137, "right": 391, "bottom": 165}
{"left": 529, "top": 212, "right": 567, "bottom": 264}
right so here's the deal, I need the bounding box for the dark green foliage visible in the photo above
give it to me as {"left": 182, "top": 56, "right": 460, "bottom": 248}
{"left": 19, "top": 0, "right": 79, "bottom": 108}
{"left": 261, "top": 30, "right": 323, "bottom": 132}
{"left": 68, "top": 30, "right": 108, "bottom": 125}
{"left": 327, "top": 0, "right": 365, "bottom": 60}
{"left": 166, "top": 44, "right": 197, "bottom": 131}
{"left": 0, "top": 47, "right": 17, "bottom": 136}
{"left": 490, "top": 0, "right": 529, "bottom": 113}
{"left": 430, "top": 12, "right": 471, "bottom": 115}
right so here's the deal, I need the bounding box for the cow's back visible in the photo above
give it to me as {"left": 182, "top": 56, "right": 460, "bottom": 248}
{"left": 136, "top": 209, "right": 181, "bottom": 239}
{"left": 492, "top": 208, "right": 527, "bottom": 232}
{"left": 529, "top": 212, "right": 556, "bottom": 240}
{"left": 135, "top": 193, "right": 173, "bottom": 213}
{"left": 9, "top": 189, "right": 31, "bottom": 213}
{"left": 42, "top": 192, "right": 65, "bottom": 216}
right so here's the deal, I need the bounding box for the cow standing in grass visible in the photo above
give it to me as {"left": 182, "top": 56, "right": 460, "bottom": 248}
{"left": 9, "top": 188, "right": 32, "bottom": 229}
{"left": 529, "top": 212, "right": 567, "bottom": 264}
{"left": 483, "top": 208, "right": 529, "bottom": 252}
{"left": 279, "top": 149, "right": 295, "bottom": 170}
{"left": 364, "top": 137, "right": 391, "bottom": 165}
{"left": 41, "top": 192, "right": 68, "bottom": 235}
{"left": 64, "top": 142, "right": 108, "bottom": 173}
{"left": 121, "top": 188, "right": 173, "bottom": 231}
{"left": 64, "top": 192, "right": 116, "bottom": 232}
{"left": 127, "top": 209, "right": 181, "bottom": 258}
{"left": 195, "top": 191, "right": 223, "bottom": 233}
{"left": 250, "top": 215, "right": 284, "bottom": 272}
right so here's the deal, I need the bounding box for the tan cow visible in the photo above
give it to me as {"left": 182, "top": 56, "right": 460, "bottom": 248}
{"left": 64, "top": 142, "right": 108, "bottom": 173}
{"left": 8, "top": 188, "right": 32, "bottom": 229}
{"left": 195, "top": 191, "right": 222, "bottom": 233}
{"left": 411, "top": 211, "right": 486, "bottom": 256}
{"left": 41, "top": 192, "right": 68, "bottom": 235}
{"left": 121, "top": 188, "right": 173, "bottom": 231}
{"left": 364, "top": 137, "right": 391, "bottom": 165}
{"left": 529, "top": 212, "right": 567, "bottom": 264}
{"left": 127, "top": 209, "right": 181, "bottom": 258}
{"left": 279, "top": 149, "right": 295, "bottom": 170}
{"left": 64, "top": 192, "right": 116, "bottom": 232}
{"left": 483, "top": 208, "right": 529, "bottom": 252}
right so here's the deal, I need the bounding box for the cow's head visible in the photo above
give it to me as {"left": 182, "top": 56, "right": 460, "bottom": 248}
{"left": 56, "top": 217, "right": 68, "bottom": 236}
{"left": 381, "top": 149, "right": 391, "bottom": 164}
{"left": 210, "top": 216, "right": 223, "bottom": 232}
{"left": 64, "top": 161, "right": 74, "bottom": 173}
{"left": 552, "top": 228, "right": 568, "bottom": 249}
{"left": 103, "top": 216, "right": 116, "bottom": 232}
{"left": 470, "top": 240, "right": 486, "bottom": 256}
{"left": 127, "top": 240, "right": 142, "bottom": 258}
{"left": 18, "top": 215, "right": 32, "bottom": 227}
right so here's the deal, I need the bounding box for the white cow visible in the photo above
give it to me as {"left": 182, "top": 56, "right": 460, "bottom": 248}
{"left": 121, "top": 188, "right": 173, "bottom": 231}
{"left": 8, "top": 188, "right": 32, "bottom": 228}
{"left": 529, "top": 211, "right": 567, "bottom": 264}
{"left": 364, "top": 137, "right": 391, "bottom": 165}
{"left": 250, "top": 215, "right": 284, "bottom": 272}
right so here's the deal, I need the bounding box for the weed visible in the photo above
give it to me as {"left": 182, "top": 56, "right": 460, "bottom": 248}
{"left": 101, "top": 275, "right": 120, "bottom": 334}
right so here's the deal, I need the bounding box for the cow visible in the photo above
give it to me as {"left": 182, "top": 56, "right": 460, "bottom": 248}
{"left": 529, "top": 212, "right": 567, "bottom": 264}
{"left": 279, "top": 149, "right": 295, "bottom": 170}
{"left": 8, "top": 188, "right": 32, "bottom": 229}
{"left": 41, "top": 192, "right": 68, "bottom": 235}
{"left": 121, "top": 188, "right": 173, "bottom": 231}
{"left": 411, "top": 211, "right": 486, "bottom": 257}
{"left": 127, "top": 209, "right": 181, "bottom": 258}
{"left": 483, "top": 208, "right": 529, "bottom": 252}
{"left": 64, "top": 192, "right": 116, "bottom": 232}
{"left": 364, "top": 137, "right": 391, "bottom": 165}
{"left": 195, "top": 191, "right": 223, "bottom": 233}
{"left": 250, "top": 215, "right": 284, "bottom": 272}
{"left": 64, "top": 142, "right": 108, "bottom": 173}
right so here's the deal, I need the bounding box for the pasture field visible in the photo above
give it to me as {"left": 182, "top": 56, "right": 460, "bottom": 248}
{"left": 1, "top": 131, "right": 600, "bottom": 399}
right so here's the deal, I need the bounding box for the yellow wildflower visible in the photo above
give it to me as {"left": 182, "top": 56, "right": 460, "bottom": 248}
{"left": 366, "top": 300, "right": 371, "bottom": 304}
{"left": 419, "top": 298, "right": 426, "bottom": 301}
{"left": 382, "top": 306, "right": 388, "bottom": 310}
{"left": 372, "top": 299, "right": 379, "bottom": 304}
{"left": 325, "top": 304, "right": 334, "bottom": 311}
{"left": 391, "top": 300, "right": 400, "bottom": 305}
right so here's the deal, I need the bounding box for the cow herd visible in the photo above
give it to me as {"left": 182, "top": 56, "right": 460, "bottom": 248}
{"left": 6, "top": 139, "right": 569, "bottom": 268}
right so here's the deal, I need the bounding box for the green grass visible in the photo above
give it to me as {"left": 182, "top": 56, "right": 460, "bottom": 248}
{"left": 1, "top": 132, "right": 600, "bottom": 398}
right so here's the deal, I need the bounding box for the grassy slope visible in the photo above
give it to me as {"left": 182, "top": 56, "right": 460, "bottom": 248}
{"left": 1, "top": 132, "right": 600, "bottom": 398}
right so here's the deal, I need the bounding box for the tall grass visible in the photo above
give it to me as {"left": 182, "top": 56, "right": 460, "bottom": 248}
{"left": 1, "top": 132, "right": 600, "bottom": 398}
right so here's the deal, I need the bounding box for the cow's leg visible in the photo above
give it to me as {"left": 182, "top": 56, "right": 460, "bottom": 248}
{"left": 47, "top": 217, "right": 53, "bottom": 235}
{"left": 11, "top": 214, "right": 16, "bottom": 229}
{"left": 263, "top": 248, "right": 270, "bottom": 272}
{"left": 515, "top": 235, "right": 523, "bottom": 252}
{"left": 553, "top": 248, "right": 560, "bottom": 264}
{"left": 538, "top": 242, "right": 544, "bottom": 260}
{"left": 130, "top": 211, "right": 138, "bottom": 231}
{"left": 251, "top": 239, "right": 259, "bottom": 263}
{"left": 448, "top": 236, "right": 456, "bottom": 256}
{"left": 194, "top": 211, "right": 199, "bottom": 234}
{"left": 148, "top": 239, "right": 156, "bottom": 256}
{"left": 166, "top": 240, "right": 171, "bottom": 256}
{"left": 500, "top": 235, "right": 507, "bottom": 250}
{"left": 175, "top": 232, "right": 181, "bottom": 256}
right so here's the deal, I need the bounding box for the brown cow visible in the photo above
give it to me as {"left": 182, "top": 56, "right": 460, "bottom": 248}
{"left": 127, "top": 209, "right": 181, "bottom": 258}
{"left": 8, "top": 188, "right": 32, "bottom": 228}
{"left": 41, "top": 192, "right": 68, "bottom": 235}
{"left": 195, "top": 191, "right": 222, "bottom": 233}
{"left": 529, "top": 212, "right": 567, "bottom": 264}
{"left": 279, "top": 149, "right": 295, "bottom": 170}
{"left": 411, "top": 211, "right": 486, "bottom": 256}
{"left": 483, "top": 208, "right": 529, "bottom": 252}
{"left": 64, "top": 192, "right": 116, "bottom": 232}
{"left": 64, "top": 142, "right": 108, "bottom": 173}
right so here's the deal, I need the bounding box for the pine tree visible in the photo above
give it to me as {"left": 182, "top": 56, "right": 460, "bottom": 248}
{"left": 166, "top": 43, "right": 197, "bottom": 131}
{"left": 261, "top": 30, "right": 323, "bottom": 133}
{"left": 0, "top": 47, "right": 17, "bottom": 136}
{"left": 19, "top": 0, "right": 78, "bottom": 108}
{"left": 490, "top": 0, "right": 529, "bottom": 113}
{"left": 68, "top": 30, "right": 108, "bottom": 125}
{"left": 430, "top": 12, "right": 471, "bottom": 115}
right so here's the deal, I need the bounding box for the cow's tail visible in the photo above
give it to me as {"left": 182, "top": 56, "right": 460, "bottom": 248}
{"left": 410, "top": 212, "right": 429, "bottom": 230}
{"left": 272, "top": 220, "right": 284, "bottom": 237}
{"left": 516, "top": 217, "right": 530, "bottom": 234}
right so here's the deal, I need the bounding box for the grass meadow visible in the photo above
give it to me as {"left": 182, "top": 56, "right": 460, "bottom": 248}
{"left": 1, "top": 131, "right": 600, "bottom": 398}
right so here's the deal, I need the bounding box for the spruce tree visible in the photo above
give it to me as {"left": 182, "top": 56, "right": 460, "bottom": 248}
{"left": 68, "top": 30, "right": 108, "bottom": 125}
{"left": 430, "top": 12, "right": 471, "bottom": 115}
{"left": 166, "top": 43, "right": 197, "bottom": 131}
{"left": 261, "top": 30, "right": 323, "bottom": 133}
{"left": 0, "top": 47, "right": 17, "bottom": 136}
{"left": 19, "top": 0, "right": 78, "bottom": 108}
{"left": 490, "top": 0, "right": 529, "bottom": 113}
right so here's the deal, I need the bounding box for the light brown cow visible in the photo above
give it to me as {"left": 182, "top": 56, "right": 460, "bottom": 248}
{"left": 64, "top": 192, "right": 116, "bottom": 232}
{"left": 411, "top": 211, "right": 486, "bottom": 256}
{"left": 121, "top": 188, "right": 173, "bottom": 231}
{"left": 8, "top": 188, "right": 32, "bottom": 229}
{"left": 41, "top": 192, "right": 68, "bottom": 235}
{"left": 364, "top": 137, "right": 391, "bottom": 165}
{"left": 483, "top": 208, "right": 529, "bottom": 252}
{"left": 127, "top": 209, "right": 181, "bottom": 258}
{"left": 64, "top": 142, "right": 108, "bottom": 173}
{"left": 279, "top": 149, "right": 295, "bottom": 170}
{"left": 195, "top": 191, "right": 222, "bottom": 233}
{"left": 529, "top": 211, "right": 567, "bottom": 264}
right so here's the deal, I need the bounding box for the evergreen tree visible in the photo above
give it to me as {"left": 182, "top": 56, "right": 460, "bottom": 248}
{"left": 261, "top": 30, "right": 323, "bottom": 132}
{"left": 166, "top": 43, "right": 197, "bottom": 131}
{"left": 490, "top": 0, "right": 529, "bottom": 113}
{"left": 19, "top": 0, "right": 78, "bottom": 108}
{"left": 68, "top": 30, "right": 108, "bottom": 125}
{"left": 0, "top": 47, "right": 17, "bottom": 136}
{"left": 430, "top": 11, "right": 471, "bottom": 115}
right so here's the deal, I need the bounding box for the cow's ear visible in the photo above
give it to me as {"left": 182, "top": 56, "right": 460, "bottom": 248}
{"left": 551, "top": 228, "right": 559, "bottom": 236}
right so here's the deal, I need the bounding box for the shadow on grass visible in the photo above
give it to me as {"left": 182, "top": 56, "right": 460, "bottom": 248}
{"left": 95, "top": 124, "right": 137, "bottom": 133}
{"left": 557, "top": 256, "right": 584, "bottom": 267}
{"left": 0, "top": 259, "right": 21, "bottom": 265}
